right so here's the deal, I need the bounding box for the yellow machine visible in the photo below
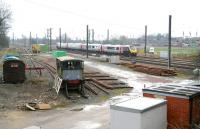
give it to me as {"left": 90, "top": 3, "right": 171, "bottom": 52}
{"left": 129, "top": 46, "right": 137, "bottom": 56}
{"left": 32, "top": 44, "right": 40, "bottom": 53}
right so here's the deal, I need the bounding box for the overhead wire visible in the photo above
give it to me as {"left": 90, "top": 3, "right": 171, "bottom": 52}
{"left": 24, "top": 0, "right": 144, "bottom": 31}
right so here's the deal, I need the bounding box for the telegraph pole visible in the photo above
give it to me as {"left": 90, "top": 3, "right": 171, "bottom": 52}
{"left": 65, "top": 33, "right": 67, "bottom": 43}
{"left": 144, "top": 25, "right": 147, "bottom": 56}
{"left": 36, "top": 34, "right": 38, "bottom": 44}
{"left": 92, "top": 29, "right": 94, "bottom": 43}
{"left": 88, "top": 29, "right": 90, "bottom": 43}
{"left": 29, "top": 32, "right": 32, "bottom": 47}
{"left": 47, "top": 29, "right": 49, "bottom": 52}
{"left": 50, "top": 28, "right": 52, "bottom": 51}
{"left": 12, "top": 32, "right": 14, "bottom": 45}
{"left": 107, "top": 29, "right": 109, "bottom": 41}
{"left": 24, "top": 36, "right": 26, "bottom": 47}
{"left": 168, "top": 15, "right": 172, "bottom": 69}
{"left": 86, "top": 25, "right": 89, "bottom": 58}
{"left": 59, "top": 28, "right": 61, "bottom": 48}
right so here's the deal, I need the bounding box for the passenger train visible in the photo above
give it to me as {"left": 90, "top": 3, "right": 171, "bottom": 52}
{"left": 56, "top": 42, "right": 137, "bottom": 56}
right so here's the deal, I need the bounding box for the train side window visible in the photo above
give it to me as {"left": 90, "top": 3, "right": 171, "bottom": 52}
{"left": 123, "top": 47, "right": 129, "bottom": 51}
{"left": 116, "top": 47, "right": 119, "bottom": 50}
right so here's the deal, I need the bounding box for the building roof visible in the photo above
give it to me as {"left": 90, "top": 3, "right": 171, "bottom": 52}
{"left": 143, "top": 84, "right": 200, "bottom": 99}
{"left": 56, "top": 56, "right": 82, "bottom": 62}
{"left": 3, "top": 55, "right": 20, "bottom": 61}
{"left": 110, "top": 97, "right": 166, "bottom": 113}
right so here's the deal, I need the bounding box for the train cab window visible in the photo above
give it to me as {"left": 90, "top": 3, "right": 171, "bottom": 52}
{"left": 62, "top": 61, "right": 83, "bottom": 70}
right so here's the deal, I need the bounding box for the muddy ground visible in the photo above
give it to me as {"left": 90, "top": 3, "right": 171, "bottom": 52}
{"left": 0, "top": 52, "right": 198, "bottom": 129}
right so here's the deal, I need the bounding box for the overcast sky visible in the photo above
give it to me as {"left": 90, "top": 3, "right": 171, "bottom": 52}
{"left": 6, "top": 0, "right": 200, "bottom": 39}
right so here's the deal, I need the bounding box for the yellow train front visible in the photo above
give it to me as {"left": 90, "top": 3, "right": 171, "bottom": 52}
{"left": 129, "top": 46, "right": 137, "bottom": 56}
{"left": 56, "top": 56, "right": 86, "bottom": 98}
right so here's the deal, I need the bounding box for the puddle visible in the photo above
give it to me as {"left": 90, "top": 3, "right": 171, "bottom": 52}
{"left": 83, "top": 103, "right": 107, "bottom": 111}
{"left": 83, "top": 105, "right": 102, "bottom": 111}
{"left": 71, "top": 121, "right": 101, "bottom": 129}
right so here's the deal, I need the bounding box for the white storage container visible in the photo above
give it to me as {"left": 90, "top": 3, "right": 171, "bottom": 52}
{"left": 109, "top": 55, "right": 120, "bottom": 64}
{"left": 110, "top": 97, "right": 167, "bottom": 129}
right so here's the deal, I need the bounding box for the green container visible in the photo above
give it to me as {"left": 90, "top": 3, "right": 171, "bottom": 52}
{"left": 40, "top": 44, "right": 49, "bottom": 52}
{"left": 52, "top": 51, "right": 67, "bottom": 58}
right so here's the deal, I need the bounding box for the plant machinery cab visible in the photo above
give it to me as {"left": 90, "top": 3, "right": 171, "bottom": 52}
{"left": 56, "top": 56, "right": 86, "bottom": 98}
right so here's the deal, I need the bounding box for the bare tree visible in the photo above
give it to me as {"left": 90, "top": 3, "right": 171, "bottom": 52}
{"left": 0, "top": 0, "right": 11, "bottom": 48}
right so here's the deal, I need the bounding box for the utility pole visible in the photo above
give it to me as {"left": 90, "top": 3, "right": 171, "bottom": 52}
{"left": 65, "top": 33, "right": 67, "bottom": 43}
{"left": 24, "top": 36, "right": 26, "bottom": 47}
{"left": 36, "top": 34, "right": 38, "bottom": 44}
{"left": 92, "top": 29, "right": 94, "bottom": 43}
{"left": 59, "top": 28, "right": 61, "bottom": 48}
{"left": 144, "top": 25, "right": 147, "bottom": 56}
{"left": 86, "top": 25, "right": 89, "bottom": 58}
{"left": 30, "top": 32, "right": 32, "bottom": 47}
{"left": 88, "top": 29, "right": 90, "bottom": 43}
{"left": 107, "top": 29, "right": 109, "bottom": 41}
{"left": 47, "top": 29, "right": 49, "bottom": 52}
{"left": 50, "top": 28, "right": 52, "bottom": 51}
{"left": 12, "top": 32, "right": 14, "bottom": 45}
{"left": 168, "top": 15, "right": 172, "bottom": 69}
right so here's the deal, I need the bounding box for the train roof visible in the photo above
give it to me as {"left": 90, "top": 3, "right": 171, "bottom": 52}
{"left": 102, "top": 44, "right": 130, "bottom": 47}
{"left": 3, "top": 54, "right": 20, "bottom": 61}
{"left": 56, "top": 56, "right": 83, "bottom": 62}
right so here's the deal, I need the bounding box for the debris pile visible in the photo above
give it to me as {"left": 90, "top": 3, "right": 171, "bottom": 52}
{"left": 25, "top": 103, "right": 51, "bottom": 111}
{"left": 85, "top": 72, "right": 132, "bottom": 89}
{"left": 120, "top": 62, "right": 177, "bottom": 76}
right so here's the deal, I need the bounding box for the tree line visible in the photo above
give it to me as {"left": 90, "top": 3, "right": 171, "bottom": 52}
{"left": 0, "top": 0, "right": 11, "bottom": 48}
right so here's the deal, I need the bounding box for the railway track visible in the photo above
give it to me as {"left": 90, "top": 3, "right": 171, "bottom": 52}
{"left": 62, "top": 49, "right": 195, "bottom": 70}
{"left": 22, "top": 48, "right": 57, "bottom": 78}
{"left": 121, "top": 56, "right": 195, "bottom": 70}
{"left": 20, "top": 48, "right": 130, "bottom": 97}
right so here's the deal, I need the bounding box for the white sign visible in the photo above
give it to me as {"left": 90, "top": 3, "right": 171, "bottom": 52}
{"left": 54, "top": 75, "right": 63, "bottom": 94}
{"left": 160, "top": 51, "right": 168, "bottom": 59}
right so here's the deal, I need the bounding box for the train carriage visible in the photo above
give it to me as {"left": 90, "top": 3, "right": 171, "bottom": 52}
{"left": 3, "top": 55, "right": 26, "bottom": 83}
{"left": 56, "top": 42, "right": 137, "bottom": 56}
{"left": 67, "top": 43, "right": 82, "bottom": 50}
{"left": 56, "top": 56, "right": 86, "bottom": 98}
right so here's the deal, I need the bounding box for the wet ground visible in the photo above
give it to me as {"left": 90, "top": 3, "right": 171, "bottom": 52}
{"left": 0, "top": 54, "right": 197, "bottom": 129}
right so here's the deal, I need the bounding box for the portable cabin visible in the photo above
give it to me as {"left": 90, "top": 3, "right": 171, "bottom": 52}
{"left": 143, "top": 84, "right": 200, "bottom": 129}
{"left": 3, "top": 55, "right": 26, "bottom": 83}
